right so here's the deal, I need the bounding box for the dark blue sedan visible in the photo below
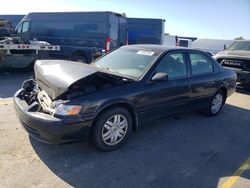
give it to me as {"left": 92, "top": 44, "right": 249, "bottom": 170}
{"left": 14, "top": 45, "right": 236, "bottom": 151}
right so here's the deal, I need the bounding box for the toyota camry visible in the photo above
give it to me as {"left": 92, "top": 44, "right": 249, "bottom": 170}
{"left": 14, "top": 45, "right": 236, "bottom": 151}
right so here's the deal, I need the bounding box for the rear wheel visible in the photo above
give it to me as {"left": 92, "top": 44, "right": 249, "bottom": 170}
{"left": 203, "top": 89, "right": 225, "bottom": 116}
{"left": 91, "top": 107, "right": 132, "bottom": 151}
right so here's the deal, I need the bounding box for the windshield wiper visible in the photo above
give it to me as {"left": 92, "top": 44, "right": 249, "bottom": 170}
{"left": 95, "top": 65, "right": 114, "bottom": 72}
{"left": 100, "top": 72, "right": 134, "bottom": 83}
{"left": 103, "top": 67, "right": 114, "bottom": 72}
{"left": 95, "top": 65, "right": 135, "bottom": 81}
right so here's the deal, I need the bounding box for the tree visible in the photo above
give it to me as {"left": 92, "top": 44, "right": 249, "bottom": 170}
{"left": 234, "top": 36, "right": 245, "bottom": 40}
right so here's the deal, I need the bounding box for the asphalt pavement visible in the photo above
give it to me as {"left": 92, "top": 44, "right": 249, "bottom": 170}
{"left": 0, "top": 69, "right": 33, "bottom": 98}
{"left": 0, "top": 71, "right": 250, "bottom": 188}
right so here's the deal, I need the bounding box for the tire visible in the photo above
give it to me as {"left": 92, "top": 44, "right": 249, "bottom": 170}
{"left": 71, "top": 54, "right": 87, "bottom": 63}
{"left": 202, "top": 89, "right": 225, "bottom": 116}
{"left": 91, "top": 107, "right": 132, "bottom": 151}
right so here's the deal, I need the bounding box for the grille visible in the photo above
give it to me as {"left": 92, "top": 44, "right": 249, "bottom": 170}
{"left": 219, "top": 58, "right": 250, "bottom": 70}
{"left": 245, "top": 60, "right": 250, "bottom": 70}
{"left": 221, "top": 59, "right": 244, "bottom": 69}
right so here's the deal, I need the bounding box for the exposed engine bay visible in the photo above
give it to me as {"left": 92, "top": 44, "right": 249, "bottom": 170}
{"left": 17, "top": 60, "right": 133, "bottom": 115}
{"left": 19, "top": 72, "right": 131, "bottom": 115}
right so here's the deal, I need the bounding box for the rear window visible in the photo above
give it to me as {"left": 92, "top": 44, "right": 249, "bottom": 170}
{"left": 179, "top": 40, "right": 188, "bottom": 47}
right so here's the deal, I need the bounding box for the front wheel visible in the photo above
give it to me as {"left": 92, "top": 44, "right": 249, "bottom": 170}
{"left": 203, "top": 90, "right": 225, "bottom": 116}
{"left": 91, "top": 107, "right": 132, "bottom": 151}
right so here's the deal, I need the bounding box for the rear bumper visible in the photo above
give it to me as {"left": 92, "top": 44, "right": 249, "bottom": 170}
{"left": 14, "top": 89, "right": 93, "bottom": 144}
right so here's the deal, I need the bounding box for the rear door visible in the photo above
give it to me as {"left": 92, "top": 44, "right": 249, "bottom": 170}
{"left": 187, "top": 52, "right": 218, "bottom": 109}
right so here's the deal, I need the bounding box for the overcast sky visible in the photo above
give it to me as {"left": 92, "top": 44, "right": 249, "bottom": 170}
{"left": 1, "top": 0, "right": 249, "bottom": 39}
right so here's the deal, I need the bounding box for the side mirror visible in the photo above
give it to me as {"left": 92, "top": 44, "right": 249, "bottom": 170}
{"left": 151, "top": 73, "right": 168, "bottom": 82}
{"left": 223, "top": 44, "right": 227, "bottom": 50}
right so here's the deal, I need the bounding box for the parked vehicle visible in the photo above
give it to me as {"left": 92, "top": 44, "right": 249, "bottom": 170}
{"left": 163, "top": 35, "right": 178, "bottom": 46}
{"left": 14, "top": 45, "right": 236, "bottom": 151}
{"left": 192, "top": 39, "right": 234, "bottom": 56}
{"left": 213, "top": 40, "right": 250, "bottom": 86}
{"left": 0, "top": 15, "right": 24, "bottom": 28}
{"left": 163, "top": 35, "right": 192, "bottom": 47}
{"left": 0, "top": 19, "right": 14, "bottom": 37}
{"left": 0, "top": 37, "right": 60, "bottom": 68}
{"left": 178, "top": 38, "right": 192, "bottom": 48}
{"left": 127, "top": 18, "right": 165, "bottom": 44}
{"left": 0, "top": 18, "right": 60, "bottom": 69}
{"left": 16, "top": 11, "right": 127, "bottom": 63}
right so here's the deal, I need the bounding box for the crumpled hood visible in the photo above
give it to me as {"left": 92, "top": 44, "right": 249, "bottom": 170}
{"left": 34, "top": 60, "right": 98, "bottom": 99}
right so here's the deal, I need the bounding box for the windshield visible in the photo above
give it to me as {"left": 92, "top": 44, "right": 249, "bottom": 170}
{"left": 227, "top": 41, "right": 250, "bottom": 51}
{"left": 93, "top": 47, "right": 160, "bottom": 79}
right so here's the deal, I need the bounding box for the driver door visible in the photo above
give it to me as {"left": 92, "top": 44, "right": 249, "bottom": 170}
{"left": 139, "top": 52, "right": 190, "bottom": 121}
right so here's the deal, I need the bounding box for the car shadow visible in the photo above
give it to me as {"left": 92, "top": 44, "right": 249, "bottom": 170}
{"left": 0, "top": 69, "right": 33, "bottom": 98}
{"left": 30, "top": 103, "right": 250, "bottom": 188}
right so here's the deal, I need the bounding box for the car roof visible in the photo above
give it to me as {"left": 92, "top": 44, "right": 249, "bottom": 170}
{"left": 122, "top": 44, "right": 203, "bottom": 53}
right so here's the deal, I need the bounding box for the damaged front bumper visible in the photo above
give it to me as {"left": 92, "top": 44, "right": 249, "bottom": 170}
{"left": 14, "top": 89, "right": 93, "bottom": 144}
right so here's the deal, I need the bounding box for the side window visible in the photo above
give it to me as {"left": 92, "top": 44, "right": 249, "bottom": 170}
{"left": 21, "top": 21, "right": 30, "bottom": 33}
{"left": 16, "top": 23, "right": 22, "bottom": 34}
{"left": 189, "top": 53, "right": 213, "bottom": 75}
{"left": 16, "top": 21, "right": 30, "bottom": 34}
{"left": 155, "top": 53, "right": 187, "bottom": 79}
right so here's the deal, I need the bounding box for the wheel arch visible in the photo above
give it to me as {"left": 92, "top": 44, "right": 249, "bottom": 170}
{"left": 92, "top": 102, "right": 138, "bottom": 133}
{"left": 218, "top": 86, "right": 228, "bottom": 104}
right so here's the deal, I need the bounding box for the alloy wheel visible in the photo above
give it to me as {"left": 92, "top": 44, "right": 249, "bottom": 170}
{"left": 211, "top": 93, "right": 223, "bottom": 114}
{"left": 101, "top": 114, "right": 128, "bottom": 145}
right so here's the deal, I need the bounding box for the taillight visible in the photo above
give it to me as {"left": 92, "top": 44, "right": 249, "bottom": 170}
{"left": 105, "top": 37, "right": 111, "bottom": 53}
{"left": 18, "top": 45, "right": 30, "bottom": 49}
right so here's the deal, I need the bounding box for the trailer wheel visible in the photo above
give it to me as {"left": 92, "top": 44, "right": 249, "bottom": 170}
{"left": 72, "top": 54, "right": 87, "bottom": 64}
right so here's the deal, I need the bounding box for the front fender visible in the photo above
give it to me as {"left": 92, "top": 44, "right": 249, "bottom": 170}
{"left": 94, "top": 98, "right": 139, "bottom": 131}
{"left": 95, "top": 98, "right": 135, "bottom": 116}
